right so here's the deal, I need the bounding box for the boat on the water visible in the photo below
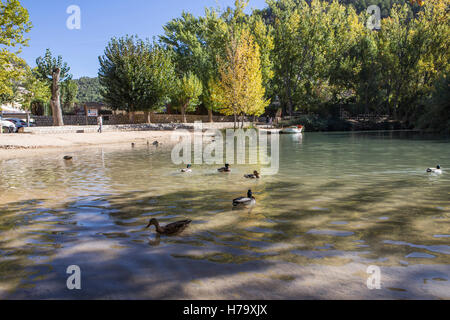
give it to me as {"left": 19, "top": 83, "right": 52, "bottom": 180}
{"left": 280, "top": 125, "right": 304, "bottom": 134}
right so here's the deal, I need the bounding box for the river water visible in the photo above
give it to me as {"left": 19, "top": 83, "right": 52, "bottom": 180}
{"left": 0, "top": 131, "right": 449, "bottom": 299}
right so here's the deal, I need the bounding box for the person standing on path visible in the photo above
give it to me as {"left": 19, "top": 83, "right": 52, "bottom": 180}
{"left": 97, "top": 115, "right": 103, "bottom": 133}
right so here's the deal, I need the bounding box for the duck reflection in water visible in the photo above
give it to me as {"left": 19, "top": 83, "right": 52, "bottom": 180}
{"left": 148, "top": 234, "right": 162, "bottom": 246}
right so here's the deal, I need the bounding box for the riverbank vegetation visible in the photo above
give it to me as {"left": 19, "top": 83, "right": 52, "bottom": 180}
{"left": 0, "top": 0, "right": 448, "bottom": 132}
{"left": 97, "top": 0, "right": 448, "bottom": 132}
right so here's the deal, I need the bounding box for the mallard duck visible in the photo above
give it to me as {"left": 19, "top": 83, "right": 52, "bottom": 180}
{"left": 244, "top": 171, "right": 260, "bottom": 179}
{"left": 153, "top": 141, "right": 160, "bottom": 146}
{"left": 218, "top": 163, "right": 231, "bottom": 172}
{"left": 145, "top": 218, "right": 192, "bottom": 235}
{"left": 63, "top": 156, "right": 73, "bottom": 160}
{"left": 233, "top": 190, "right": 256, "bottom": 207}
{"left": 427, "top": 165, "right": 442, "bottom": 174}
{"left": 181, "top": 164, "right": 192, "bottom": 173}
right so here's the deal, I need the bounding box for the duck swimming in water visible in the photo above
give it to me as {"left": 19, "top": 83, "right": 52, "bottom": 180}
{"left": 218, "top": 164, "right": 231, "bottom": 172}
{"left": 63, "top": 156, "right": 73, "bottom": 160}
{"left": 427, "top": 165, "right": 442, "bottom": 174}
{"left": 181, "top": 164, "right": 192, "bottom": 173}
{"left": 233, "top": 190, "right": 256, "bottom": 207}
{"left": 244, "top": 171, "right": 260, "bottom": 179}
{"left": 146, "top": 218, "right": 192, "bottom": 235}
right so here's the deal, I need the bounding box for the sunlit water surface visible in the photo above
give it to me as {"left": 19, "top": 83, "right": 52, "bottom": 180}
{"left": 0, "top": 131, "right": 449, "bottom": 299}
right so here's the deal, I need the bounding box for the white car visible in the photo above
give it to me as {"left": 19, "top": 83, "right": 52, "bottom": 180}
{"left": 5, "top": 118, "right": 33, "bottom": 130}
{"left": 1, "top": 116, "right": 16, "bottom": 133}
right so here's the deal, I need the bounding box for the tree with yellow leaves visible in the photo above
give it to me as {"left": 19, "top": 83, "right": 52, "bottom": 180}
{"left": 215, "top": 28, "right": 270, "bottom": 128}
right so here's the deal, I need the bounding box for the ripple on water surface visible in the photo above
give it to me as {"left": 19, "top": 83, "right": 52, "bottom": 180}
{"left": 1, "top": 132, "right": 449, "bottom": 299}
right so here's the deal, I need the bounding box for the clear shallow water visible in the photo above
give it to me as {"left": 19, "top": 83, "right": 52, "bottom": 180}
{"left": 0, "top": 131, "right": 449, "bottom": 299}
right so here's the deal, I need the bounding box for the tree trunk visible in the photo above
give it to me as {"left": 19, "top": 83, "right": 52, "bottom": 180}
{"left": 51, "top": 68, "right": 64, "bottom": 126}
{"left": 208, "top": 108, "right": 213, "bottom": 123}
{"left": 181, "top": 104, "right": 187, "bottom": 123}
{"left": 145, "top": 111, "right": 151, "bottom": 124}
{"left": 240, "top": 113, "right": 244, "bottom": 129}
{"left": 128, "top": 111, "right": 135, "bottom": 123}
{"left": 286, "top": 81, "right": 293, "bottom": 117}
{"left": 84, "top": 105, "right": 88, "bottom": 125}
{"left": 392, "top": 95, "right": 399, "bottom": 121}
{"left": 234, "top": 113, "right": 237, "bottom": 130}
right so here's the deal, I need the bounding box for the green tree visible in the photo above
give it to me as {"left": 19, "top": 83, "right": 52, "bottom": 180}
{"left": 173, "top": 72, "right": 203, "bottom": 123}
{"left": 374, "top": 1, "right": 447, "bottom": 121}
{"left": 98, "top": 35, "right": 177, "bottom": 122}
{"left": 35, "top": 49, "right": 72, "bottom": 126}
{"left": 0, "top": 0, "right": 32, "bottom": 101}
{"left": 161, "top": 9, "right": 228, "bottom": 122}
{"left": 60, "top": 79, "right": 78, "bottom": 114}
{"left": 417, "top": 74, "right": 450, "bottom": 134}
{"left": 268, "top": 0, "right": 365, "bottom": 116}
{"left": 75, "top": 77, "right": 103, "bottom": 103}
{"left": 20, "top": 67, "right": 51, "bottom": 112}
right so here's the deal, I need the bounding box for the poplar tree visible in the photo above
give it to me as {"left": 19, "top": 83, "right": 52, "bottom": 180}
{"left": 215, "top": 28, "right": 270, "bottom": 128}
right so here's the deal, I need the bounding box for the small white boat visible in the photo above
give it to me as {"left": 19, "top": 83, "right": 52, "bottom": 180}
{"left": 280, "top": 126, "right": 304, "bottom": 134}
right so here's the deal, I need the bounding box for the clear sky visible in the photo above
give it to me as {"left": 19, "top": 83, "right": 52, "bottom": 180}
{"left": 19, "top": 0, "right": 268, "bottom": 79}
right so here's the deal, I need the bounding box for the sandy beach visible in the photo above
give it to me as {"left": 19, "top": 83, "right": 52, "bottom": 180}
{"left": 0, "top": 131, "right": 183, "bottom": 160}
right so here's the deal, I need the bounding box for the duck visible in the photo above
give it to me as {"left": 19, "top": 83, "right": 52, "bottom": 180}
{"left": 244, "top": 171, "right": 260, "bottom": 179}
{"left": 153, "top": 141, "right": 160, "bottom": 146}
{"left": 218, "top": 163, "right": 231, "bottom": 172}
{"left": 427, "top": 165, "right": 442, "bottom": 174}
{"left": 131, "top": 143, "right": 135, "bottom": 148}
{"left": 145, "top": 218, "right": 192, "bottom": 236}
{"left": 181, "top": 164, "right": 192, "bottom": 173}
{"left": 233, "top": 190, "right": 256, "bottom": 207}
{"left": 63, "top": 156, "right": 73, "bottom": 160}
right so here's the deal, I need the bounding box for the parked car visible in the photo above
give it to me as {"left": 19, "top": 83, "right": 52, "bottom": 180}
{"left": 0, "top": 116, "right": 16, "bottom": 133}
{"left": 5, "top": 118, "right": 34, "bottom": 131}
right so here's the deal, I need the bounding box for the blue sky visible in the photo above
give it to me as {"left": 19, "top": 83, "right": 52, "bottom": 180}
{"left": 19, "top": 0, "right": 268, "bottom": 79}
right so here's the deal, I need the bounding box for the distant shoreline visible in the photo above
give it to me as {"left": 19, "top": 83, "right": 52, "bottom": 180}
{"left": 1, "top": 128, "right": 446, "bottom": 161}
{"left": 0, "top": 131, "right": 185, "bottom": 161}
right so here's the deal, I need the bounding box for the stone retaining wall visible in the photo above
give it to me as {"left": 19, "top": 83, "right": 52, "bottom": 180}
{"left": 21, "top": 122, "right": 252, "bottom": 134}
{"left": 32, "top": 114, "right": 240, "bottom": 127}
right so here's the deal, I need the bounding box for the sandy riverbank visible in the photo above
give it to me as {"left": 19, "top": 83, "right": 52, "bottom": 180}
{"left": 0, "top": 131, "right": 185, "bottom": 160}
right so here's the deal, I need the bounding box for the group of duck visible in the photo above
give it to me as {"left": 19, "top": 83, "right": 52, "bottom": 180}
{"left": 62, "top": 149, "right": 443, "bottom": 237}
{"left": 146, "top": 163, "right": 261, "bottom": 236}
{"left": 182, "top": 163, "right": 259, "bottom": 207}
{"left": 148, "top": 163, "right": 443, "bottom": 236}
